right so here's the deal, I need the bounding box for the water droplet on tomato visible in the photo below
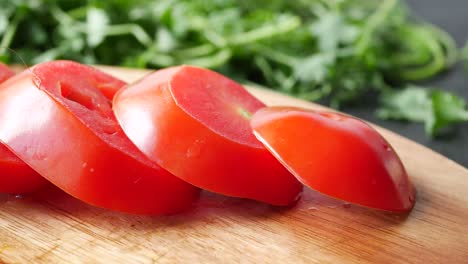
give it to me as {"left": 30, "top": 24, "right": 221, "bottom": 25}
{"left": 82, "top": 162, "right": 88, "bottom": 168}
{"left": 14, "top": 194, "right": 24, "bottom": 199}
{"left": 89, "top": 168, "right": 95, "bottom": 173}
{"left": 308, "top": 206, "right": 318, "bottom": 211}
{"left": 186, "top": 139, "right": 204, "bottom": 158}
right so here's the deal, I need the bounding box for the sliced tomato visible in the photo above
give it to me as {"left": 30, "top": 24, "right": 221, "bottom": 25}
{"left": 0, "top": 62, "right": 126, "bottom": 194}
{"left": 0, "top": 144, "right": 48, "bottom": 193}
{"left": 113, "top": 66, "right": 302, "bottom": 206}
{"left": 0, "top": 64, "right": 48, "bottom": 193}
{"left": 251, "top": 106, "right": 416, "bottom": 212}
{"left": 0, "top": 61, "right": 198, "bottom": 214}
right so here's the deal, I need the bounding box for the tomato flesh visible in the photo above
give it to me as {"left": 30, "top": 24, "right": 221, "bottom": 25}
{"left": 0, "top": 61, "right": 199, "bottom": 214}
{"left": 251, "top": 106, "right": 416, "bottom": 212}
{"left": 0, "top": 144, "right": 48, "bottom": 193}
{"left": 171, "top": 67, "right": 264, "bottom": 146}
{"left": 0, "top": 64, "right": 48, "bottom": 193}
{"left": 114, "top": 66, "right": 302, "bottom": 206}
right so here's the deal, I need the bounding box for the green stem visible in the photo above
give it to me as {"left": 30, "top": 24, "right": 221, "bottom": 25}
{"left": 105, "top": 24, "right": 152, "bottom": 47}
{"left": 203, "top": 31, "right": 227, "bottom": 47}
{"left": 427, "top": 24, "right": 458, "bottom": 67}
{"left": 397, "top": 25, "right": 446, "bottom": 80}
{"left": 139, "top": 44, "right": 175, "bottom": 67}
{"left": 390, "top": 49, "right": 431, "bottom": 65}
{"left": 229, "top": 16, "right": 301, "bottom": 46}
{"left": 251, "top": 44, "right": 299, "bottom": 67}
{"left": 175, "top": 44, "right": 216, "bottom": 58}
{"left": 51, "top": 6, "right": 74, "bottom": 25}
{"left": 298, "top": 88, "right": 328, "bottom": 101}
{"left": 32, "top": 46, "right": 67, "bottom": 64}
{"left": 67, "top": 6, "right": 88, "bottom": 19}
{"left": 147, "top": 53, "right": 176, "bottom": 67}
{"left": 184, "top": 49, "right": 232, "bottom": 68}
{"left": 355, "top": 0, "right": 398, "bottom": 55}
{"left": 254, "top": 56, "right": 275, "bottom": 84}
{"left": 0, "top": 12, "right": 23, "bottom": 56}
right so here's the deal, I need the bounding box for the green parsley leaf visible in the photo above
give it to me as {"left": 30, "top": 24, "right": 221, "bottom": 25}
{"left": 378, "top": 86, "right": 468, "bottom": 136}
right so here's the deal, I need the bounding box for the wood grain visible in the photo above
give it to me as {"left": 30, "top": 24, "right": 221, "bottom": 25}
{"left": 1, "top": 66, "right": 467, "bottom": 264}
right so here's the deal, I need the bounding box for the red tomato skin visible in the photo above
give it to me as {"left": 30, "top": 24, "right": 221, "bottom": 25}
{"left": 114, "top": 66, "right": 302, "bottom": 206}
{"left": 251, "top": 107, "right": 416, "bottom": 212}
{"left": 0, "top": 61, "right": 198, "bottom": 214}
{"left": 0, "top": 144, "right": 48, "bottom": 193}
{"left": 0, "top": 64, "right": 49, "bottom": 193}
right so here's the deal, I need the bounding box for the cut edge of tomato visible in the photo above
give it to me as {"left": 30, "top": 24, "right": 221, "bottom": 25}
{"left": 251, "top": 107, "right": 416, "bottom": 213}
{"left": 29, "top": 61, "right": 159, "bottom": 170}
{"left": 168, "top": 65, "right": 265, "bottom": 149}
{"left": 256, "top": 129, "right": 416, "bottom": 212}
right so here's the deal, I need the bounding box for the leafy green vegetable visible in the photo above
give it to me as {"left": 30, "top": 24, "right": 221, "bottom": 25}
{"left": 378, "top": 86, "right": 468, "bottom": 136}
{"left": 462, "top": 41, "right": 468, "bottom": 69}
{"left": 0, "top": 0, "right": 464, "bottom": 137}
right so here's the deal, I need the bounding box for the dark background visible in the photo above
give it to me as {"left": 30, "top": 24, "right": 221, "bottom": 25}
{"left": 344, "top": 0, "right": 468, "bottom": 167}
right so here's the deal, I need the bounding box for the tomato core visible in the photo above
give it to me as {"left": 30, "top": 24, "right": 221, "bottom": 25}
{"left": 236, "top": 106, "right": 252, "bottom": 119}
{"left": 171, "top": 66, "right": 264, "bottom": 147}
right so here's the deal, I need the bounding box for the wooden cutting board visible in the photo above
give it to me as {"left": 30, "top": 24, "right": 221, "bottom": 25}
{"left": 1, "top": 66, "right": 467, "bottom": 264}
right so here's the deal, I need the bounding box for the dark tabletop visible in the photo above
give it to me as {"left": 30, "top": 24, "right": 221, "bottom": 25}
{"left": 344, "top": 0, "right": 468, "bottom": 167}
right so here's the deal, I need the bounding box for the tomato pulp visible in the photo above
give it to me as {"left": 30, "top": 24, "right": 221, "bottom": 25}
{"left": 114, "top": 66, "right": 302, "bottom": 206}
{"left": 251, "top": 107, "right": 416, "bottom": 212}
{"left": 0, "top": 61, "right": 199, "bottom": 214}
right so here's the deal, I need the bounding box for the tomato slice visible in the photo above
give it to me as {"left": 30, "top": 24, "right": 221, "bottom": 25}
{"left": 114, "top": 66, "right": 302, "bottom": 206}
{"left": 0, "top": 62, "right": 126, "bottom": 194}
{"left": 251, "top": 106, "right": 416, "bottom": 212}
{"left": 0, "top": 64, "right": 48, "bottom": 193}
{"left": 0, "top": 144, "right": 48, "bottom": 193}
{"left": 0, "top": 61, "right": 198, "bottom": 214}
